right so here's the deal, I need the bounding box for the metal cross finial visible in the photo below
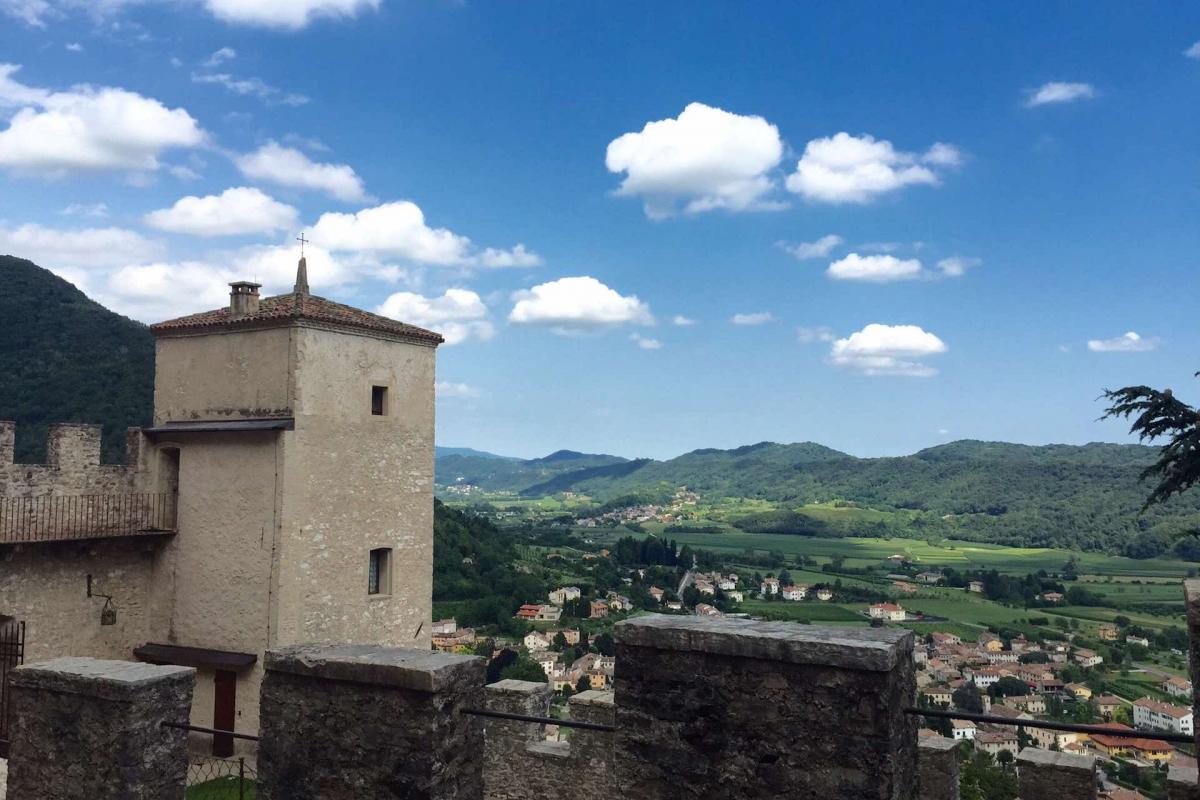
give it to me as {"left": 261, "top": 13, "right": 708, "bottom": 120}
{"left": 296, "top": 232, "right": 308, "bottom": 257}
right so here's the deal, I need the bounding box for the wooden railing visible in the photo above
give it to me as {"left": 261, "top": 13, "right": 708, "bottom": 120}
{"left": 0, "top": 492, "right": 177, "bottom": 544}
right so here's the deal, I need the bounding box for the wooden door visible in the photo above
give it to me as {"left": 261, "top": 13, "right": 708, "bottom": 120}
{"left": 213, "top": 670, "right": 237, "bottom": 757}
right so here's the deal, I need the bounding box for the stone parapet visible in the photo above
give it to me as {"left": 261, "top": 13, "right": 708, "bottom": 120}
{"left": 612, "top": 615, "right": 918, "bottom": 800}
{"left": 481, "top": 682, "right": 614, "bottom": 800}
{"left": 1185, "top": 579, "right": 1200, "bottom": 759}
{"left": 918, "top": 736, "right": 960, "bottom": 800}
{"left": 1168, "top": 765, "right": 1199, "bottom": 800}
{"left": 257, "top": 644, "right": 486, "bottom": 800}
{"left": 1017, "top": 747, "right": 1096, "bottom": 800}
{"left": 6, "top": 657, "right": 194, "bottom": 800}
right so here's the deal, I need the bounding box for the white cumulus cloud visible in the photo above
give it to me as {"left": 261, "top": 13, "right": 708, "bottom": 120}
{"left": 204, "top": 47, "right": 236, "bottom": 67}
{"left": 1087, "top": 331, "right": 1160, "bottom": 353}
{"left": 0, "top": 64, "right": 204, "bottom": 176}
{"left": 785, "top": 132, "right": 959, "bottom": 204}
{"left": 780, "top": 234, "right": 843, "bottom": 260}
{"left": 829, "top": 323, "right": 947, "bottom": 377}
{"left": 827, "top": 253, "right": 922, "bottom": 282}
{"left": 509, "top": 276, "right": 653, "bottom": 334}
{"left": 936, "top": 256, "right": 981, "bottom": 277}
{"left": 0, "top": 0, "right": 50, "bottom": 26}
{"left": 731, "top": 312, "right": 774, "bottom": 326}
{"left": 311, "top": 201, "right": 541, "bottom": 268}
{"left": 672, "top": 315, "right": 697, "bottom": 327}
{"left": 605, "top": 102, "right": 784, "bottom": 218}
{"left": 1186, "top": 41, "right": 1200, "bottom": 59}
{"left": 203, "top": 0, "right": 380, "bottom": 29}
{"left": 143, "top": 187, "right": 298, "bottom": 237}
{"left": 235, "top": 141, "right": 369, "bottom": 202}
{"left": 0, "top": 223, "right": 163, "bottom": 268}
{"left": 377, "top": 288, "right": 494, "bottom": 346}
{"left": 1025, "top": 82, "right": 1096, "bottom": 107}
{"left": 630, "top": 333, "right": 662, "bottom": 350}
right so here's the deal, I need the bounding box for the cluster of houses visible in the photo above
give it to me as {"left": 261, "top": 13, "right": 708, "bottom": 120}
{"left": 757, "top": 577, "right": 834, "bottom": 602}
{"left": 523, "top": 628, "right": 616, "bottom": 690}
{"left": 917, "top": 630, "right": 1194, "bottom": 766}
{"left": 513, "top": 585, "right": 637, "bottom": 623}
{"left": 575, "top": 487, "right": 701, "bottom": 528}
{"left": 431, "top": 618, "right": 478, "bottom": 652}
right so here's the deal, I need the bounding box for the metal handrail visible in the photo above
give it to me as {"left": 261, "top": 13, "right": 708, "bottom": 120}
{"left": 162, "top": 721, "right": 261, "bottom": 742}
{"left": 906, "top": 707, "right": 1193, "bottom": 745}
{"left": 460, "top": 707, "right": 618, "bottom": 732}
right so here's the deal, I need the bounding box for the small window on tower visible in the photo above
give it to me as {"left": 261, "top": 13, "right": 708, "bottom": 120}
{"left": 371, "top": 385, "right": 388, "bottom": 416}
{"left": 368, "top": 548, "right": 392, "bottom": 595}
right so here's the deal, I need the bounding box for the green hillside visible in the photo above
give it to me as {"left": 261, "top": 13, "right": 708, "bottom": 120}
{"left": 0, "top": 255, "right": 154, "bottom": 463}
{"left": 441, "top": 440, "right": 1200, "bottom": 556}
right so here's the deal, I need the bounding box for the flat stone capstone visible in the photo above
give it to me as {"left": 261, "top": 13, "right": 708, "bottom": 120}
{"left": 614, "top": 614, "right": 911, "bottom": 671}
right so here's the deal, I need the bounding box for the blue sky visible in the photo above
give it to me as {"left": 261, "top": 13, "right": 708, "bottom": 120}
{"left": 1, "top": 2, "right": 1198, "bottom": 460}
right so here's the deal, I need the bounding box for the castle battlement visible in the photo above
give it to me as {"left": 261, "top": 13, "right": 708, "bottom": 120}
{"left": 0, "top": 421, "right": 148, "bottom": 490}
{"left": 8, "top": 613, "right": 1178, "bottom": 800}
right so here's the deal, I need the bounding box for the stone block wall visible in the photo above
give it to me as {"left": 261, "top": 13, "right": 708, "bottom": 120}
{"left": 1016, "top": 748, "right": 1096, "bottom": 800}
{"left": 480, "top": 681, "right": 614, "bottom": 800}
{"left": 612, "top": 615, "right": 919, "bottom": 800}
{"left": 0, "top": 422, "right": 150, "bottom": 498}
{"left": 257, "top": 644, "right": 486, "bottom": 800}
{"left": 6, "top": 657, "right": 194, "bottom": 800}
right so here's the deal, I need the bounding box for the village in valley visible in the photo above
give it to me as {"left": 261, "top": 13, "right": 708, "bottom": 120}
{"left": 432, "top": 484, "right": 1198, "bottom": 798}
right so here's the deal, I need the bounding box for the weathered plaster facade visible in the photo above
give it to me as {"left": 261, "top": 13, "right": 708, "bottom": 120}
{"left": 1, "top": 264, "right": 441, "bottom": 748}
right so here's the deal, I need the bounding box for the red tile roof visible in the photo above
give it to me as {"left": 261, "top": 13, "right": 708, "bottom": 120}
{"left": 151, "top": 291, "right": 444, "bottom": 345}
{"left": 1088, "top": 723, "right": 1174, "bottom": 754}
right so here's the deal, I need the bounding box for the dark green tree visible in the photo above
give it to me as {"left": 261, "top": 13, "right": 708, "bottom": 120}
{"left": 1103, "top": 378, "right": 1200, "bottom": 509}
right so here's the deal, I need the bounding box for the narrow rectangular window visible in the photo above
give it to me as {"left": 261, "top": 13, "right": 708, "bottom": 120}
{"left": 368, "top": 547, "right": 392, "bottom": 595}
{"left": 371, "top": 385, "right": 388, "bottom": 416}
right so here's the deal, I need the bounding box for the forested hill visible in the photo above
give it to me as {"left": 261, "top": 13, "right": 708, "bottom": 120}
{"left": 0, "top": 255, "right": 154, "bottom": 463}
{"left": 437, "top": 440, "right": 1200, "bottom": 556}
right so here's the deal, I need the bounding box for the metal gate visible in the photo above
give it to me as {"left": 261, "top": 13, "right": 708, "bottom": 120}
{"left": 0, "top": 619, "right": 25, "bottom": 758}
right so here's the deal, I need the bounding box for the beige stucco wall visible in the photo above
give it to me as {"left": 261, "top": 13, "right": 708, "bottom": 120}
{"left": 273, "top": 325, "right": 435, "bottom": 649}
{"left": 0, "top": 538, "right": 167, "bottom": 663}
{"left": 153, "top": 327, "right": 293, "bottom": 424}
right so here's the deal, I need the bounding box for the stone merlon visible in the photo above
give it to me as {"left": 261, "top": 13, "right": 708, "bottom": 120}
{"left": 613, "top": 613, "right": 913, "bottom": 671}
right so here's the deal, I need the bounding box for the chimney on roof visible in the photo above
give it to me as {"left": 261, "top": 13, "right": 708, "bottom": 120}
{"left": 229, "top": 281, "right": 262, "bottom": 317}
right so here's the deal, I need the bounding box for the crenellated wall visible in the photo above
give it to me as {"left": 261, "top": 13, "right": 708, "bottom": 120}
{"left": 3, "top": 618, "right": 1145, "bottom": 800}
{"left": 0, "top": 422, "right": 152, "bottom": 499}
{"left": 0, "top": 422, "right": 175, "bottom": 675}
{"left": 480, "top": 681, "right": 614, "bottom": 800}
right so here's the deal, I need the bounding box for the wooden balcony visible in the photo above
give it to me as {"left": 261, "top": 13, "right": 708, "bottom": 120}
{"left": 0, "top": 492, "right": 177, "bottom": 545}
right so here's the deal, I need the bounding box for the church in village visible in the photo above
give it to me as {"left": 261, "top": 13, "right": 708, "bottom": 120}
{"left": 0, "top": 256, "right": 442, "bottom": 755}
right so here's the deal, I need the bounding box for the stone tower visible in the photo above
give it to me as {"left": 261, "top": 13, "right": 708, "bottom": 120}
{"left": 146, "top": 260, "right": 442, "bottom": 739}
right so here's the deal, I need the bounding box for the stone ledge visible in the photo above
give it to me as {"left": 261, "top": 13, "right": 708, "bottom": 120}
{"left": 527, "top": 740, "right": 570, "bottom": 760}
{"left": 1168, "top": 764, "right": 1198, "bottom": 790}
{"left": 264, "top": 644, "right": 483, "bottom": 692}
{"left": 570, "top": 690, "right": 614, "bottom": 708}
{"left": 613, "top": 614, "right": 911, "bottom": 671}
{"left": 918, "top": 735, "right": 959, "bottom": 754}
{"left": 10, "top": 657, "right": 194, "bottom": 702}
{"left": 487, "top": 679, "right": 549, "bottom": 695}
{"left": 1017, "top": 747, "right": 1095, "bottom": 771}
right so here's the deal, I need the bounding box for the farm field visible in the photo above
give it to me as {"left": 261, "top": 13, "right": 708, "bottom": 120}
{"left": 737, "top": 599, "right": 867, "bottom": 625}
{"left": 1043, "top": 605, "right": 1186, "bottom": 632}
{"left": 599, "top": 527, "right": 1194, "bottom": 577}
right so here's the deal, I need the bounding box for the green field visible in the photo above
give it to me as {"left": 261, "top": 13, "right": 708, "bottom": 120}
{"left": 738, "top": 599, "right": 867, "bottom": 624}
{"left": 602, "top": 528, "right": 1193, "bottom": 577}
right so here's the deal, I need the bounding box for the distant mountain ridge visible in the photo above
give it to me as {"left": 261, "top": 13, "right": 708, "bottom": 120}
{"left": 436, "top": 438, "right": 1200, "bottom": 556}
